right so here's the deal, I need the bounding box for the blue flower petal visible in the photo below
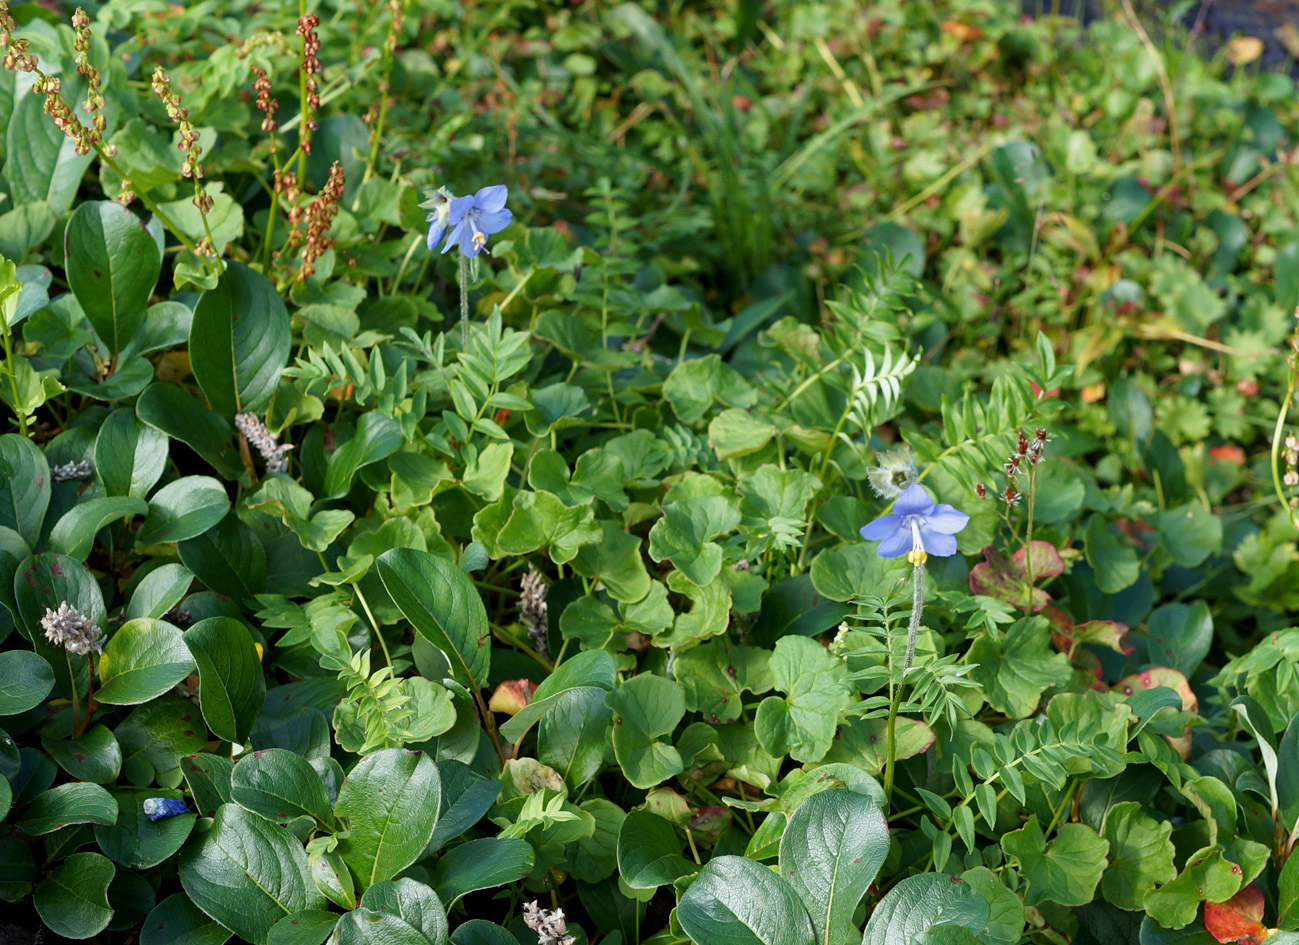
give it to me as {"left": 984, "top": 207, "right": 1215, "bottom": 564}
{"left": 859, "top": 515, "right": 902, "bottom": 541}
{"left": 426, "top": 221, "right": 447, "bottom": 251}
{"left": 916, "top": 526, "right": 958, "bottom": 557}
{"left": 457, "top": 224, "right": 482, "bottom": 257}
{"left": 441, "top": 218, "right": 471, "bottom": 255}
{"left": 924, "top": 504, "right": 969, "bottom": 535}
{"left": 474, "top": 184, "right": 508, "bottom": 213}
{"left": 447, "top": 195, "right": 476, "bottom": 223}
{"left": 875, "top": 526, "right": 914, "bottom": 558}
{"left": 476, "top": 208, "right": 512, "bottom": 236}
{"left": 892, "top": 484, "right": 935, "bottom": 517}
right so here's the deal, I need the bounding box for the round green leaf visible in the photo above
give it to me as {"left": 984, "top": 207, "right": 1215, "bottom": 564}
{"left": 183, "top": 616, "right": 266, "bottom": 744}
{"left": 449, "top": 921, "right": 514, "bottom": 945}
{"left": 95, "top": 408, "right": 169, "bottom": 499}
{"left": 125, "top": 562, "right": 195, "bottom": 621}
{"left": 178, "top": 514, "right": 267, "bottom": 608}
{"left": 617, "top": 809, "right": 696, "bottom": 890}
{"left": 189, "top": 260, "right": 290, "bottom": 417}
{"left": 860, "top": 873, "right": 990, "bottom": 945}
{"left": 49, "top": 495, "right": 149, "bottom": 560}
{"left": 335, "top": 748, "right": 442, "bottom": 889}
{"left": 430, "top": 837, "right": 533, "bottom": 906}
{"left": 677, "top": 855, "right": 816, "bottom": 945}
{"left": 179, "top": 803, "right": 325, "bottom": 945}
{"left": 17, "top": 780, "right": 118, "bottom": 835}
{"left": 377, "top": 548, "right": 490, "bottom": 690}
{"left": 231, "top": 748, "right": 334, "bottom": 827}
{"left": 42, "top": 723, "right": 121, "bottom": 783}
{"left": 33, "top": 851, "right": 116, "bottom": 939}
{"left": 65, "top": 200, "right": 161, "bottom": 355}
{"left": 267, "top": 911, "right": 339, "bottom": 945}
{"left": 334, "top": 911, "right": 428, "bottom": 945}
{"left": 778, "top": 789, "right": 889, "bottom": 945}
{"left": 0, "top": 433, "right": 50, "bottom": 547}
{"left": 358, "top": 878, "right": 448, "bottom": 944}
{"left": 95, "top": 791, "right": 197, "bottom": 869}
{"left": 136, "top": 383, "right": 246, "bottom": 480}
{"left": 97, "top": 617, "right": 195, "bottom": 705}
{"left": 141, "top": 893, "right": 233, "bottom": 945}
{"left": 137, "top": 476, "right": 230, "bottom": 546}
{"left": 497, "top": 648, "right": 615, "bottom": 744}
{"left": 0, "top": 649, "right": 53, "bottom": 715}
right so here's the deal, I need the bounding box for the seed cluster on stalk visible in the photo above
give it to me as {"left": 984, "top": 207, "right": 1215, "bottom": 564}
{"left": 150, "top": 65, "right": 212, "bottom": 212}
{"left": 2, "top": 5, "right": 112, "bottom": 162}
{"left": 298, "top": 161, "right": 345, "bottom": 279}
{"left": 297, "top": 12, "right": 321, "bottom": 153}
{"left": 977, "top": 426, "right": 1049, "bottom": 507}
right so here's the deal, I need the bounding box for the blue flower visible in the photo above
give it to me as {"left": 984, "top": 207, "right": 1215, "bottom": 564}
{"left": 143, "top": 797, "right": 189, "bottom": 822}
{"left": 440, "top": 185, "right": 512, "bottom": 257}
{"left": 859, "top": 483, "right": 968, "bottom": 565}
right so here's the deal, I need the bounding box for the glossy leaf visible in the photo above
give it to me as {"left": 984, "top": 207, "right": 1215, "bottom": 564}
{"left": 377, "top": 548, "right": 490, "bottom": 689}
{"left": 231, "top": 748, "right": 334, "bottom": 827}
{"left": 190, "top": 260, "right": 291, "bottom": 417}
{"left": 334, "top": 748, "right": 441, "bottom": 889}
{"left": 179, "top": 804, "right": 325, "bottom": 945}
{"left": 183, "top": 616, "right": 266, "bottom": 743}
{"left": 137, "top": 476, "right": 230, "bottom": 546}
{"left": 33, "top": 851, "right": 116, "bottom": 939}
{"left": 677, "top": 855, "right": 816, "bottom": 945}
{"left": 64, "top": 200, "right": 161, "bottom": 355}
{"left": 49, "top": 495, "right": 148, "bottom": 560}
{"left": 97, "top": 617, "right": 195, "bottom": 705}
{"left": 778, "top": 788, "right": 889, "bottom": 945}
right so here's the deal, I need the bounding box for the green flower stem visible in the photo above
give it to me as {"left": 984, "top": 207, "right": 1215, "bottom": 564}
{"left": 0, "top": 312, "right": 28, "bottom": 437}
{"left": 458, "top": 252, "right": 471, "bottom": 350}
{"left": 96, "top": 147, "right": 220, "bottom": 275}
{"left": 1271, "top": 370, "right": 1298, "bottom": 527}
{"left": 884, "top": 562, "right": 924, "bottom": 805}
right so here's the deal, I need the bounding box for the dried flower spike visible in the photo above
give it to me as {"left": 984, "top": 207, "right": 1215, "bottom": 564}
{"left": 522, "top": 901, "right": 577, "bottom": 945}
{"left": 235, "top": 413, "right": 292, "bottom": 473}
{"left": 41, "top": 602, "right": 103, "bottom": 656}
{"left": 51, "top": 459, "right": 94, "bottom": 482}
{"left": 520, "top": 565, "right": 549, "bottom": 660}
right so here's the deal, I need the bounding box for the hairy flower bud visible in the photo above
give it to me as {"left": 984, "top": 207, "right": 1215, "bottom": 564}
{"left": 41, "top": 602, "right": 103, "bottom": 656}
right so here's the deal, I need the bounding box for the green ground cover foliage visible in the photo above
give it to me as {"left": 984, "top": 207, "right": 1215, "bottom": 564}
{"left": 3, "top": 0, "right": 1299, "bottom": 942}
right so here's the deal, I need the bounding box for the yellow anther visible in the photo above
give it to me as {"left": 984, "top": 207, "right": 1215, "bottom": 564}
{"left": 472, "top": 231, "right": 487, "bottom": 250}
{"left": 907, "top": 547, "right": 928, "bottom": 566}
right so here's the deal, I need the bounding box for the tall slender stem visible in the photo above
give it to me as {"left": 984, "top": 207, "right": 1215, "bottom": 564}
{"left": 885, "top": 563, "right": 924, "bottom": 805}
{"left": 458, "top": 253, "right": 470, "bottom": 350}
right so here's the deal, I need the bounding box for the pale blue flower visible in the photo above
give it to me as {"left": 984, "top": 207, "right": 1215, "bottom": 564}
{"left": 860, "top": 484, "right": 968, "bottom": 564}
{"left": 441, "top": 185, "right": 512, "bottom": 257}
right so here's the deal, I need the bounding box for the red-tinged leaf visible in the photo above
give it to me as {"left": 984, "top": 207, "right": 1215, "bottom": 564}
{"left": 1205, "top": 885, "right": 1268, "bottom": 944}
{"left": 968, "top": 542, "right": 1065, "bottom": 611}
{"left": 488, "top": 679, "right": 537, "bottom": 717}
{"left": 1074, "top": 620, "right": 1133, "bottom": 655}
{"left": 1113, "top": 667, "right": 1197, "bottom": 760}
